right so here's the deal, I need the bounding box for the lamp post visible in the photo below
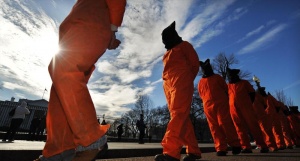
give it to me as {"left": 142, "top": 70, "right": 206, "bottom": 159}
{"left": 253, "top": 75, "right": 261, "bottom": 88}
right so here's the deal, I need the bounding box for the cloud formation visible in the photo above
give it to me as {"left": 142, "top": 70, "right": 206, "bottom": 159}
{"left": 238, "top": 23, "right": 287, "bottom": 55}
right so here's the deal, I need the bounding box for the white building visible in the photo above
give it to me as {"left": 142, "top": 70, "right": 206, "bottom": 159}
{"left": 0, "top": 97, "right": 48, "bottom": 131}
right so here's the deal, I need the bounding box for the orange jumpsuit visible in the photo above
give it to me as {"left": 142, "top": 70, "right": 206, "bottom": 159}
{"left": 162, "top": 41, "right": 201, "bottom": 159}
{"left": 287, "top": 111, "right": 300, "bottom": 146}
{"left": 228, "top": 80, "right": 267, "bottom": 150}
{"left": 198, "top": 74, "right": 240, "bottom": 152}
{"left": 277, "top": 102, "right": 294, "bottom": 147}
{"left": 252, "top": 92, "right": 277, "bottom": 150}
{"left": 265, "top": 95, "right": 285, "bottom": 149}
{"left": 43, "top": 0, "right": 126, "bottom": 157}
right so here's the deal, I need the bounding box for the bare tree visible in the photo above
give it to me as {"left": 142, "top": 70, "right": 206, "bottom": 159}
{"left": 135, "top": 94, "right": 153, "bottom": 115}
{"left": 122, "top": 111, "right": 139, "bottom": 138}
{"left": 274, "top": 89, "right": 294, "bottom": 106}
{"left": 212, "top": 52, "right": 252, "bottom": 82}
{"left": 116, "top": 94, "right": 154, "bottom": 138}
{"left": 212, "top": 52, "right": 238, "bottom": 79}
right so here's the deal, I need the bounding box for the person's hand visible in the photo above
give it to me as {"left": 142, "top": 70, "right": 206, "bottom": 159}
{"left": 108, "top": 31, "right": 121, "bottom": 50}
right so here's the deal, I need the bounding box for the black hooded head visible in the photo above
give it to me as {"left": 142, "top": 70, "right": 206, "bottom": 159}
{"left": 161, "top": 21, "right": 183, "bottom": 50}
{"left": 200, "top": 59, "right": 214, "bottom": 78}
{"left": 257, "top": 87, "right": 267, "bottom": 97}
{"left": 227, "top": 68, "right": 240, "bottom": 83}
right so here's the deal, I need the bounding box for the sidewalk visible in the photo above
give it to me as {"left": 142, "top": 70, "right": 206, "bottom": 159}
{"left": 0, "top": 140, "right": 216, "bottom": 161}
{"left": 99, "top": 148, "right": 300, "bottom": 161}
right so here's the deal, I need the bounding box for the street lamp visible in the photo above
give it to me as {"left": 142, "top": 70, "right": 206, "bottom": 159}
{"left": 253, "top": 75, "right": 261, "bottom": 88}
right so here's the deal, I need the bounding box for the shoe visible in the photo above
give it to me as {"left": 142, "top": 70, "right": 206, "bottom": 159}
{"left": 154, "top": 154, "right": 179, "bottom": 161}
{"left": 2, "top": 139, "right": 6, "bottom": 142}
{"left": 278, "top": 146, "right": 285, "bottom": 150}
{"left": 33, "top": 156, "right": 41, "bottom": 161}
{"left": 183, "top": 154, "right": 201, "bottom": 161}
{"left": 216, "top": 151, "right": 227, "bottom": 156}
{"left": 241, "top": 149, "right": 253, "bottom": 153}
{"left": 260, "top": 148, "right": 269, "bottom": 153}
{"left": 287, "top": 145, "right": 294, "bottom": 149}
{"left": 73, "top": 135, "right": 108, "bottom": 161}
{"left": 34, "top": 149, "right": 75, "bottom": 161}
{"left": 232, "top": 146, "right": 241, "bottom": 155}
{"left": 270, "top": 147, "right": 278, "bottom": 152}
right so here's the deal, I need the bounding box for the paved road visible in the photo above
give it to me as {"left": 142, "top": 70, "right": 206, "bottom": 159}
{"left": 0, "top": 140, "right": 214, "bottom": 150}
{"left": 1, "top": 140, "right": 299, "bottom": 161}
{"left": 99, "top": 148, "right": 300, "bottom": 161}
{"left": 0, "top": 140, "right": 215, "bottom": 161}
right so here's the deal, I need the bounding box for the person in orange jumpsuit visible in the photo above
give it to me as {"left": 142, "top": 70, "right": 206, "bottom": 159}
{"left": 155, "top": 21, "right": 201, "bottom": 161}
{"left": 197, "top": 59, "right": 241, "bottom": 156}
{"left": 35, "top": 0, "right": 126, "bottom": 161}
{"left": 265, "top": 93, "right": 286, "bottom": 150}
{"left": 253, "top": 87, "right": 277, "bottom": 151}
{"left": 288, "top": 106, "right": 300, "bottom": 147}
{"left": 227, "top": 68, "right": 269, "bottom": 153}
{"left": 277, "top": 102, "right": 294, "bottom": 149}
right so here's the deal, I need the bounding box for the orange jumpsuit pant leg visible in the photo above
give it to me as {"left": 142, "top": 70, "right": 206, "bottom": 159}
{"left": 230, "top": 105, "right": 267, "bottom": 150}
{"left": 218, "top": 102, "right": 241, "bottom": 149}
{"left": 42, "top": 0, "right": 112, "bottom": 157}
{"left": 279, "top": 112, "right": 294, "bottom": 147}
{"left": 253, "top": 94, "right": 277, "bottom": 149}
{"left": 162, "top": 74, "right": 201, "bottom": 159}
{"left": 287, "top": 115, "right": 300, "bottom": 146}
{"left": 270, "top": 113, "right": 285, "bottom": 148}
{"left": 240, "top": 106, "right": 267, "bottom": 149}
{"left": 204, "top": 103, "right": 227, "bottom": 152}
{"left": 205, "top": 101, "right": 240, "bottom": 152}
{"left": 266, "top": 96, "right": 286, "bottom": 148}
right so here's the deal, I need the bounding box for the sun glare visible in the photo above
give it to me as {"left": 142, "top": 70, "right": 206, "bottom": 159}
{"left": 34, "top": 27, "right": 59, "bottom": 60}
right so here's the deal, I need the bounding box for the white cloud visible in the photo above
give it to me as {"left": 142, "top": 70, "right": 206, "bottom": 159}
{"left": 237, "top": 25, "right": 265, "bottom": 43}
{"left": 0, "top": 0, "right": 57, "bottom": 100}
{"left": 238, "top": 24, "right": 287, "bottom": 55}
{"left": 283, "top": 80, "right": 300, "bottom": 90}
{"left": 188, "top": 0, "right": 243, "bottom": 48}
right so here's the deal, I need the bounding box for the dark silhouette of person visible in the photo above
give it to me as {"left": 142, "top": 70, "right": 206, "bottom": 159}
{"left": 148, "top": 126, "right": 154, "bottom": 143}
{"left": 28, "top": 116, "right": 41, "bottom": 141}
{"left": 36, "top": 116, "right": 46, "bottom": 141}
{"left": 117, "top": 124, "right": 124, "bottom": 142}
{"left": 136, "top": 114, "right": 146, "bottom": 144}
{"left": 101, "top": 119, "right": 107, "bottom": 125}
{"left": 2, "top": 101, "right": 30, "bottom": 142}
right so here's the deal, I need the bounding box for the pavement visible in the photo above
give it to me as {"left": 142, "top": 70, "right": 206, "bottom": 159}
{"left": 0, "top": 140, "right": 215, "bottom": 161}
{"left": 100, "top": 148, "right": 300, "bottom": 161}
{"left": 0, "top": 140, "right": 299, "bottom": 161}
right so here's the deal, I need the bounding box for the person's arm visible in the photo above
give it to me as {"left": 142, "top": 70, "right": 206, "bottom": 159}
{"left": 105, "top": 0, "right": 126, "bottom": 29}
{"left": 25, "top": 107, "right": 30, "bottom": 114}
{"left": 106, "top": 0, "right": 126, "bottom": 50}
{"left": 244, "top": 81, "right": 255, "bottom": 103}
{"left": 186, "top": 42, "right": 200, "bottom": 79}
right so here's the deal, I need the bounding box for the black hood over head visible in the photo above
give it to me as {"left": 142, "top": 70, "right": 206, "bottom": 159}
{"left": 161, "top": 21, "right": 183, "bottom": 50}
{"left": 200, "top": 59, "right": 214, "bottom": 78}
{"left": 257, "top": 87, "right": 267, "bottom": 97}
{"left": 227, "top": 68, "right": 240, "bottom": 83}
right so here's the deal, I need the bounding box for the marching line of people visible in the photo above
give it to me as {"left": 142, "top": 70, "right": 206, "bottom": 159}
{"left": 197, "top": 58, "right": 300, "bottom": 159}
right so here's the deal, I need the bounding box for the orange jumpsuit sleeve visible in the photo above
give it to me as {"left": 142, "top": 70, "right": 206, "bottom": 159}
{"left": 105, "top": 0, "right": 126, "bottom": 26}
{"left": 185, "top": 42, "right": 199, "bottom": 79}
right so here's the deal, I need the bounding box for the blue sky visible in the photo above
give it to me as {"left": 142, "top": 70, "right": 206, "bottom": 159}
{"left": 1, "top": 0, "right": 299, "bottom": 119}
